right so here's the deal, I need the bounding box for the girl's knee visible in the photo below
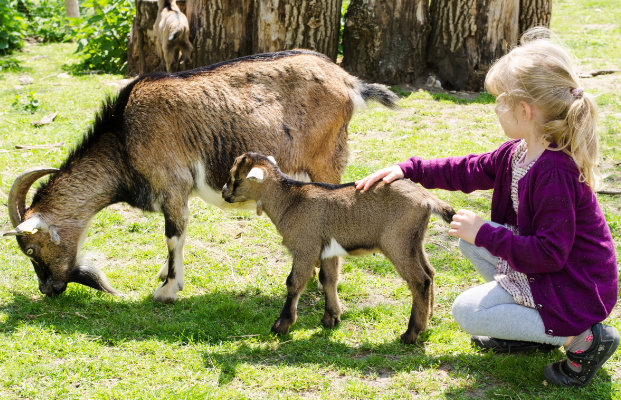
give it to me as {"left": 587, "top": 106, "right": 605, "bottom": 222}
{"left": 451, "top": 292, "right": 476, "bottom": 334}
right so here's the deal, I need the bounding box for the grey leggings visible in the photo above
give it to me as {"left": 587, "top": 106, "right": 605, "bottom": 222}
{"left": 453, "top": 229, "right": 567, "bottom": 346}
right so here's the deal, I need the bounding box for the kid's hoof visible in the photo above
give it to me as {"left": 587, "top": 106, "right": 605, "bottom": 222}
{"left": 321, "top": 314, "right": 341, "bottom": 329}
{"left": 271, "top": 319, "right": 291, "bottom": 335}
{"left": 400, "top": 332, "right": 418, "bottom": 345}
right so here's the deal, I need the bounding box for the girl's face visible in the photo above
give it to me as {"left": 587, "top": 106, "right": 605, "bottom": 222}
{"left": 495, "top": 102, "right": 524, "bottom": 140}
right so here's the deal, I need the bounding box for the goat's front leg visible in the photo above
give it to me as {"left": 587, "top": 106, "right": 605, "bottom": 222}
{"left": 153, "top": 204, "right": 189, "bottom": 303}
{"left": 319, "top": 256, "right": 342, "bottom": 328}
{"left": 272, "top": 255, "right": 316, "bottom": 335}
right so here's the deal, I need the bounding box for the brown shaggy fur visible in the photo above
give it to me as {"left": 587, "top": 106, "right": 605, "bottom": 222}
{"left": 154, "top": 0, "right": 192, "bottom": 72}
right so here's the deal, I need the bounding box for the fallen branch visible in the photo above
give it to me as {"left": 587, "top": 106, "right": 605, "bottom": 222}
{"left": 579, "top": 69, "right": 619, "bottom": 78}
{"left": 32, "top": 112, "right": 58, "bottom": 127}
{"left": 15, "top": 142, "right": 64, "bottom": 150}
{"left": 597, "top": 189, "right": 621, "bottom": 196}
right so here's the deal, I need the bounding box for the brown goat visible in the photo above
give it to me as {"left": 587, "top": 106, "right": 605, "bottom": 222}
{"left": 154, "top": 0, "right": 192, "bottom": 72}
{"left": 3, "top": 50, "right": 399, "bottom": 303}
{"left": 222, "top": 152, "right": 455, "bottom": 344}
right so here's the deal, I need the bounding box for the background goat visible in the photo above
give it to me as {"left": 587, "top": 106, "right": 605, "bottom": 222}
{"left": 3, "top": 50, "right": 399, "bottom": 303}
{"left": 222, "top": 152, "right": 455, "bottom": 344}
{"left": 154, "top": 0, "right": 192, "bottom": 72}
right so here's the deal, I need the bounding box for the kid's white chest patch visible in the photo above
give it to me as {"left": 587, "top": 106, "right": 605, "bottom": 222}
{"left": 321, "top": 238, "right": 348, "bottom": 259}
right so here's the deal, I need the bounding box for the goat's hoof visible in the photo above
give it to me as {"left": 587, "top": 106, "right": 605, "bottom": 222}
{"left": 271, "top": 319, "right": 291, "bottom": 335}
{"left": 321, "top": 314, "right": 341, "bottom": 329}
{"left": 152, "top": 284, "right": 178, "bottom": 304}
{"left": 400, "top": 332, "right": 418, "bottom": 345}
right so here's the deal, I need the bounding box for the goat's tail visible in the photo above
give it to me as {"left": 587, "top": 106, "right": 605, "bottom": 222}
{"left": 427, "top": 196, "right": 455, "bottom": 224}
{"left": 359, "top": 82, "right": 399, "bottom": 109}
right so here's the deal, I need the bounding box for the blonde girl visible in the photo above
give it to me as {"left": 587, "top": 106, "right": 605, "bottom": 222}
{"left": 356, "top": 29, "right": 618, "bottom": 387}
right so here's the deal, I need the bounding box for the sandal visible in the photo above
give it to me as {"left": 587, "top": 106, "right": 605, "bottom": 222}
{"left": 471, "top": 336, "right": 558, "bottom": 353}
{"left": 543, "top": 323, "right": 620, "bottom": 387}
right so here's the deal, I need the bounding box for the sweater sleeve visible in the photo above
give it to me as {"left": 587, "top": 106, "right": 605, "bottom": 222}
{"left": 474, "top": 168, "right": 577, "bottom": 274}
{"left": 397, "top": 143, "right": 512, "bottom": 193}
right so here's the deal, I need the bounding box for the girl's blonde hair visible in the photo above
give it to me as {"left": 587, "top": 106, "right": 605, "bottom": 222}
{"left": 485, "top": 27, "right": 600, "bottom": 189}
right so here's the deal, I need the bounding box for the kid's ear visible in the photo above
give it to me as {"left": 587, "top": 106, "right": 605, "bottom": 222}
{"left": 246, "top": 167, "right": 265, "bottom": 182}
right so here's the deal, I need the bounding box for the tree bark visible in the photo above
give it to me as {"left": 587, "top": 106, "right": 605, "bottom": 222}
{"left": 519, "top": 0, "right": 551, "bottom": 35}
{"left": 427, "top": 0, "right": 519, "bottom": 91}
{"left": 65, "top": 0, "right": 79, "bottom": 18}
{"left": 253, "top": 0, "right": 342, "bottom": 61}
{"left": 186, "top": 0, "right": 254, "bottom": 68}
{"left": 341, "top": 0, "right": 428, "bottom": 84}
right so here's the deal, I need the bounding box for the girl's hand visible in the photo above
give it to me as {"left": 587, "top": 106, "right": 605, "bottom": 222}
{"left": 355, "top": 165, "right": 404, "bottom": 191}
{"left": 449, "top": 209, "right": 485, "bottom": 244}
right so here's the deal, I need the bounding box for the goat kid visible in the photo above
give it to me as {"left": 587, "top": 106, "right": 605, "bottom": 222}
{"left": 3, "top": 50, "right": 398, "bottom": 303}
{"left": 222, "top": 152, "right": 455, "bottom": 344}
{"left": 154, "top": 0, "right": 192, "bottom": 72}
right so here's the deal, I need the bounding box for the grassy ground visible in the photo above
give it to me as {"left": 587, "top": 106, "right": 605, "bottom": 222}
{"left": 0, "top": 1, "right": 619, "bottom": 399}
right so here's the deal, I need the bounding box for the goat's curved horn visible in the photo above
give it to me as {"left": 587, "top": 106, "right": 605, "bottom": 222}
{"left": 7, "top": 167, "right": 58, "bottom": 227}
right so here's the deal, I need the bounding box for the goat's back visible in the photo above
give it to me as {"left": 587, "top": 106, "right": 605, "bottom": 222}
{"left": 122, "top": 51, "right": 360, "bottom": 188}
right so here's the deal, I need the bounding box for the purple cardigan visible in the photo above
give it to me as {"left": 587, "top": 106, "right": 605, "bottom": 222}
{"left": 399, "top": 139, "right": 618, "bottom": 337}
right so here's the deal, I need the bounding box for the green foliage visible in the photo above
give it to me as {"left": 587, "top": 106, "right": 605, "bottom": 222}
{"left": 11, "top": 91, "right": 41, "bottom": 114}
{"left": 23, "top": 0, "right": 77, "bottom": 43}
{"left": 0, "top": 0, "right": 27, "bottom": 55}
{"left": 73, "top": 0, "right": 135, "bottom": 73}
{"left": 0, "top": 57, "right": 21, "bottom": 73}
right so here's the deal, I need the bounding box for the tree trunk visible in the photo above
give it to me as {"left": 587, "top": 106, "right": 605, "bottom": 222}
{"left": 65, "top": 0, "right": 79, "bottom": 18}
{"left": 253, "top": 0, "right": 342, "bottom": 61}
{"left": 186, "top": 0, "right": 254, "bottom": 68}
{"left": 427, "top": 0, "right": 519, "bottom": 91}
{"left": 341, "top": 0, "right": 428, "bottom": 84}
{"left": 519, "top": 0, "right": 551, "bottom": 35}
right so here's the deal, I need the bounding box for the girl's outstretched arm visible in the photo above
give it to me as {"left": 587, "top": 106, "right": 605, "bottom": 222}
{"left": 355, "top": 165, "right": 404, "bottom": 191}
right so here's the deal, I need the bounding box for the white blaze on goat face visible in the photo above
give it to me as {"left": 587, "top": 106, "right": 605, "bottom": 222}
{"left": 321, "top": 238, "right": 348, "bottom": 259}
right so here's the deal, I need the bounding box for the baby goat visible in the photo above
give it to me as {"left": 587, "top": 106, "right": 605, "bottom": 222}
{"left": 154, "top": 0, "right": 192, "bottom": 72}
{"left": 222, "top": 152, "right": 455, "bottom": 344}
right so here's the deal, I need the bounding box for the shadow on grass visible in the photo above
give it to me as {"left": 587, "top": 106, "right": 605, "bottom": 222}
{"left": 0, "top": 288, "right": 615, "bottom": 399}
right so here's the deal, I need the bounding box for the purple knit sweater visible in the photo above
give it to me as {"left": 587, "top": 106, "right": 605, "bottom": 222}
{"left": 399, "top": 139, "right": 618, "bottom": 336}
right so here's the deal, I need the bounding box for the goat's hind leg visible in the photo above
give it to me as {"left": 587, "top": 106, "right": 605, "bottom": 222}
{"left": 319, "top": 256, "right": 342, "bottom": 328}
{"left": 153, "top": 202, "right": 189, "bottom": 303}
{"left": 272, "top": 254, "right": 317, "bottom": 335}
{"left": 384, "top": 249, "right": 434, "bottom": 344}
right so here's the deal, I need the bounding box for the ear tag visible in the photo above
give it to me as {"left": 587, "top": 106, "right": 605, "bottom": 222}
{"left": 256, "top": 200, "right": 263, "bottom": 216}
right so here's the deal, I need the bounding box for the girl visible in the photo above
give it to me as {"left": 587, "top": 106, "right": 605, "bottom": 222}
{"left": 355, "top": 29, "right": 618, "bottom": 387}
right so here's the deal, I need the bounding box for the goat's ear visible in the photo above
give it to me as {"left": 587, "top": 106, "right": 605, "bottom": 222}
{"left": 3, "top": 215, "right": 49, "bottom": 236}
{"left": 267, "top": 156, "right": 277, "bottom": 165}
{"left": 246, "top": 167, "right": 265, "bottom": 182}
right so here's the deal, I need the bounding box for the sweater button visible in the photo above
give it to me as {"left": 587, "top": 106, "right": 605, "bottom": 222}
{"left": 529, "top": 277, "right": 535, "bottom": 283}
{"left": 547, "top": 329, "right": 554, "bottom": 335}
{"left": 536, "top": 304, "right": 543, "bottom": 310}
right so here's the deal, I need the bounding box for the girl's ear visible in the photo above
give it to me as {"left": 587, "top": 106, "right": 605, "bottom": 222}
{"left": 519, "top": 101, "right": 534, "bottom": 122}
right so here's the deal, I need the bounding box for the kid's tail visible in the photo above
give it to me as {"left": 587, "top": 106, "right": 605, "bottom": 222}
{"left": 428, "top": 196, "right": 455, "bottom": 224}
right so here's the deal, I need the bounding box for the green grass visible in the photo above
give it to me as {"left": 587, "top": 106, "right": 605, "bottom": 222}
{"left": 1, "top": 1, "right": 620, "bottom": 398}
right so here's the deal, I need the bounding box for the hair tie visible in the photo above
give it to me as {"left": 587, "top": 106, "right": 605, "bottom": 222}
{"left": 571, "top": 87, "right": 584, "bottom": 97}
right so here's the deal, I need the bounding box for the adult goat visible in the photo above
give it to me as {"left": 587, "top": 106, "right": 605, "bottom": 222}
{"left": 3, "top": 50, "right": 399, "bottom": 302}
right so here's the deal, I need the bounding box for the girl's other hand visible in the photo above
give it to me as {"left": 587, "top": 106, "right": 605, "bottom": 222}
{"left": 355, "top": 165, "right": 404, "bottom": 191}
{"left": 449, "top": 209, "right": 485, "bottom": 244}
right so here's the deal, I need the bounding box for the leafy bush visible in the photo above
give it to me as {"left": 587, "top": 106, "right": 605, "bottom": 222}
{"left": 12, "top": 91, "right": 41, "bottom": 114}
{"left": 74, "top": 0, "right": 135, "bottom": 73}
{"left": 24, "top": 0, "right": 77, "bottom": 43}
{"left": 0, "top": 0, "right": 27, "bottom": 55}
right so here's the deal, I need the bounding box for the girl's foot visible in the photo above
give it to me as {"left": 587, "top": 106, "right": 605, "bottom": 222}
{"left": 471, "top": 336, "right": 558, "bottom": 353}
{"left": 543, "top": 323, "right": 619, "bottom": 387}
